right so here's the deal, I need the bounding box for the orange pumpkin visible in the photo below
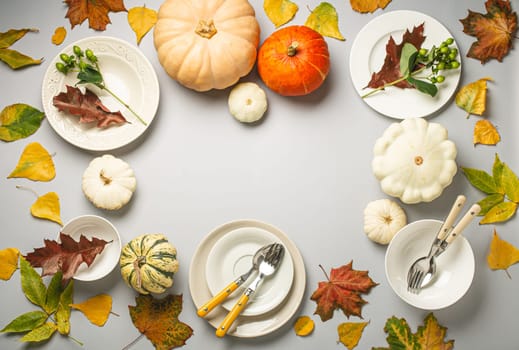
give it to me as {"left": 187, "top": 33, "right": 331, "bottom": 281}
{"left": 257, "top": 25, "right": 330, "bottom": 96}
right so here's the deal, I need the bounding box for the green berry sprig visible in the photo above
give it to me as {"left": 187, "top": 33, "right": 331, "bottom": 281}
{"left": 55, "top": 45, "right": 147, "bottom": 126}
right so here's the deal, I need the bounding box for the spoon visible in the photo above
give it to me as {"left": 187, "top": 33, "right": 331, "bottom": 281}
{"left": 196, "top": 243, "right": 274, "bottom": 317}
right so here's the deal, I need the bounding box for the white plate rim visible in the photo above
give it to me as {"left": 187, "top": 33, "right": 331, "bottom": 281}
{"left": 189, "top": 219, "right": 306, "bottom": 338}
{"left": 349, "top": 10, "right": 461, "bottom": 119}
{"left": 205, "top": 226, "right": 294, "bottom": 316}
{"left": 60, "top": 214, "right": 122, "bottom": 281}
{"left": 385, "top": 219, "right": 475, "bottom": 310}
{"left": 41, "top": 36, "right": 159, "bottom": 151}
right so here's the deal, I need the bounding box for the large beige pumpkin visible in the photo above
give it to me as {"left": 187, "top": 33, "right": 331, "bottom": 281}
{"left": 154, "top": 0, "right": 260, "bottom": 92}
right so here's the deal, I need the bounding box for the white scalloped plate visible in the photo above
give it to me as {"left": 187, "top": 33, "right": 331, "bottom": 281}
{"left": 42, "top": 36, "right": 159, "bottom": 151}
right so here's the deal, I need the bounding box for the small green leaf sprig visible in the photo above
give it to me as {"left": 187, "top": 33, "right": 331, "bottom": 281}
{"left": 56, "top": 45, "right": 147, "bottom": 126}
{"left": 362, "top": 38, "right": 461, "bottom": 98}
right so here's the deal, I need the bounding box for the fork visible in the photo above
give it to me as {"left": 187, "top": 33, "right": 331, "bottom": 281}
{"left": 406, "top": 195, "right": 467, "bottom": 293}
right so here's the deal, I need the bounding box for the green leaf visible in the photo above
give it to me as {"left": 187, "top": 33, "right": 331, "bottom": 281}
{"left": 19, "top": 322, "right": 57, "bottom": 343}
{"left": 0, "top": 103, "right": 45, "bottom": 141}
{"left": 1, "top": 310, "right": 47, "bottom": 333}
{"left": 478, "top": 193, "right": 505, "bottom": 216}
{"left": 407, "top": 76, "right": 438, "bottom": 97}
{"left": 77, "top": 65, "right": 103, "bottom": 85}
{"left": 20, "top": 257, "right": 46, "bottom": 308}
{"left": 400, "top": 43, "right": 418, "bottom": 77}
{"left": 493, "top": 154, "right": 505, "bottom": 194}
{"left": 44, "top": 271, "right": 63, "bottom": 315}
{"left": 56, "top": 280, "right": 73, "bottom": 335}
{"left": 501, "top": 163, "right": 519, "bottom": 203}
{"left": 382, "top": 316, "right": 418, "bottom": 349}
{"left": 480, "top": 201, "right": 518, "bottom": 224}
{"left": 462, "top": 167, "right": 498, "bottom": 194}
{"left": 304, "top": 2, "right": 345, "bottom": 41}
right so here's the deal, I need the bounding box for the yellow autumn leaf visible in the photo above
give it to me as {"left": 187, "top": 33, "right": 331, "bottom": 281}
{"left": 350, "top": 0, "right": 391, "bottom": 13}
{"left": 264, "top": 0, "right": 299, "bottom": 28}
{"left": 305, "top": 2, "right": 345, "bottom": 41}
{"left": 456, "top": 77, "right": 492, "bottom": 118}
{"left": 487, "top": 229, "right": 519, "bottom": 278}
{"left": 338, "top": 321, "right": 369, "bottom": 350}
{"left": 128, "top": 6, "right": 158, "bottom": 45}
{"left": 51, "top": 26, "right": 66, "bottom": 45}
{"left": 474, "top": 119, "right": 500, "bottom": 145}
{"left": 294, "top": 315, "right": 314, "bottom": 336}
{"left": 31, "top": 191, "right": 63, "bottom": 225}
{"left": 0, "top": 247, "right": 20, "bottom": 280}
{"left": 70, "top": 294, "right": 113, "bottom": 326}
{"left": 7, "top": 142, "right": 55, "bottom": 181}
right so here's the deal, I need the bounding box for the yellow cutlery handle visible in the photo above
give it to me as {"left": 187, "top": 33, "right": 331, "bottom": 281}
{"left": 215, "top": 293, "right": 250, "bottom": 337}
{"left": 197, "top": 280, "right": 240, "bottom": 317}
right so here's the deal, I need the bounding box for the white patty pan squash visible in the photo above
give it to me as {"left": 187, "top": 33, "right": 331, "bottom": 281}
{"left": 363, "top": 199, "right": 407, "bottom": 245}
{"left": 82, "top": 154, "right": 137, "bottom": 210}
{"left": 120, "top": 234, "right": 179, "bottom": 295}
{"left": 372, "top": 118, "right": 457, "bottom": 204}
{"left": 153, "top": 0, "right": 260, "bottom": 92}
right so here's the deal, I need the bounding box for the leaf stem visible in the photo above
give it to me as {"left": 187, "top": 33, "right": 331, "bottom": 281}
{"left": 318, "top": 264, "right": 330, "bottom": 281}
{"left": 122, "top": 333, "right": 145, "bottom": 350}
{"left": 68, "top": 333, "right": 84, "bottom": 346}
{"left": 97, "top": 84, "right": 147, "bottom": 126}
{"left": 361, "top": 66, "right": 427, "bottom": 98}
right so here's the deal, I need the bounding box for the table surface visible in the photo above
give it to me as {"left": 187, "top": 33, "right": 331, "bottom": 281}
{"left": 1, "top": 0, "right": 518, "bottom": 349}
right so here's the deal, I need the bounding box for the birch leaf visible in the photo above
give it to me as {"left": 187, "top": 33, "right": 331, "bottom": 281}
{"left": 0, "top": 103, "right": 45, "bottom": 142}
{"left": 350, "top": 0, "right": 391, "bottom": 13}
{"left": 0, "top": 247, "right": 20, "bottom": 280}
{"left": 7, "top": 142, "right": 55, "bottom": 181}
{"left": 477, "top": 193, "right": 505, "bottom": 215}
{"left": 474, "top": 119, "right": 500, "bottom": 145}
{"left": 338, "top": 322, "right": 369, "bottom": 349}
{"left": 502, "top": 162, "right": 519, "bottom": 202}
{"left": 264, "top": 0, "right": 299, "bottom": 27}
{"left": 71, "top": 294, "right": 112, "bottom": 326}
{"left": 0, "top": 310, "right": 47, "bottom": 333}
{"left": 487, "top": 229, "right": 519, "bottom": 276}
{"left": 51, "top": 26, "right": 67, "bottom": 45}
{"left": 44, "top": 271, "right": 63, "bottom": 315}
{"left": 30, "top": 191, "right": 63, "bottom": 225}
{"left": 56, "top": 280, "right": 73, "bottom": 335}
{"left": 19, "top": 322, "right": 57, "bottom": 342}
{"left": 456, "top": 77, "right": 492, "bottom": 118}
{"left": 461, "top": 167, "right": 497, "bottom": 194}
{"left": 294, "top": 315, "right": 314, "bottom": 336}
{"left": 305, "top": 2, "right": 345, "bottom": 41}
{"left": 128, "top": 6, "right": 157, "bottom": 45}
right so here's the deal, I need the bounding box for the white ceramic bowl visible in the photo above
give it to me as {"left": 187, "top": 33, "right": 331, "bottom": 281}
{"left": 60, "top": 215, "right": 122, "bottom": 281}
{"left": 385, "top": 219, "right": 475, "bottom": 310}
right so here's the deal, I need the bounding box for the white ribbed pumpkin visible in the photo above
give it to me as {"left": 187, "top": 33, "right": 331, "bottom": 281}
{"left": 153, "top": 0, "right": 260, "bottom": 91}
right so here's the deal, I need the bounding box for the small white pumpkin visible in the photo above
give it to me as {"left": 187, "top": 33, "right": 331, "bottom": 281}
{"left": 372, "top": 118, "right": 457, "bottom": 204}
{"left": 82, "top": 154, "right": 136, "bottom": 210}
{"left": 363, "top": 199, "right": 407, "bottom": 244}
{"left": 228, "top": 82, "right": 268, "bottom": 123}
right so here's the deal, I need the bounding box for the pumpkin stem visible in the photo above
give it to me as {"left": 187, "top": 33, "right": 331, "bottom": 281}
{"left": 133, "top": 256, "right": 146, "bottom": 289}
{"left": 287, "top": 41, "right": 299, "bottom": 56}
{"left": 99, "top": 169, "right": 112, "bottom": 185}
{"left": 195, "top": 19, "right": 217, "bottom": 39}
{"left": 414, "top": 156, "right": 424, "bottom": 165}
{"left": 383, "top": 215, "right": 393, "bottom": 224}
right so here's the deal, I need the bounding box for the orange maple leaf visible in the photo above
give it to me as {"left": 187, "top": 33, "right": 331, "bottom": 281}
{"left": 460, "top": 0, "right": 518, "bottom": 63}
{"left": 310, "top": 261, "right": 378, "bottom": 322}
{"left": 65, "top": 0, "right": 127, "bottom": 31}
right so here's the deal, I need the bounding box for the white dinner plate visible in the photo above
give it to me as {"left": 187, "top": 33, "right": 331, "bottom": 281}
{"left": 60, "top": 215, "right": 122, "bottom": 281}
{"left": 205, "top": 226, "right": 294, "bottom": 316}
{"left": 42, "top": 36, "right": 159, "bottom": 151}
{"left": 189, "top": 219, "right": 306, "bottom": 338}
{"left": 350, "top": 10, "right": 461, "bottom": 119}
{"left": 385, "top": 219, "right": 475, "bottom": 310}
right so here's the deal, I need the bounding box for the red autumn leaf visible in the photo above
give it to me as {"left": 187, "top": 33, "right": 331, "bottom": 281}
{"left": 64, "top": 0, "right": 127, "bottom": 31}
{"left": 53, "top": 85, "right": 127, "bottom": 127}
{"left": 460, "top": 0, "right": 517, "bottom": 63}
{"left": 128, "top": 294, "right": 193, "bottom": 350}
{"left": 24, "top": 232, "right": 111, "bottom": 283}
{"left": 310, "top": 261, "right": 378, "bottom": 322}
{"left": 366, "top": 23, "right": 426, "bottom": 89}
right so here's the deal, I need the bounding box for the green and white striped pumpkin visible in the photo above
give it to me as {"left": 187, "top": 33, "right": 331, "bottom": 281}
{"left": 120, "top": 234, "right": 179, "bottom": 294}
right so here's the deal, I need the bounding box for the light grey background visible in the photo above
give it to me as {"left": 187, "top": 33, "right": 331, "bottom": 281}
{"left": 1, "top": 0, "right": 518, "bottom": 349}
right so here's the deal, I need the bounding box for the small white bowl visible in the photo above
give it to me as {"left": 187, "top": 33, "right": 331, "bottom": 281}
{"left": 385, "top": 219, "right": 475, "bottom": 310}
{"left": 60, "top": 215, "right": 122, "bottom": 281}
